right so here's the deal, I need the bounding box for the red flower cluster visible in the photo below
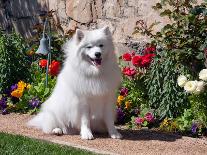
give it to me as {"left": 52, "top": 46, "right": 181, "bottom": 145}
{"left": 122, "top": 67, "right": 136, "bottom": 77}
{"left": 132, "top": 54, "right": 155, "bottom": 68}
{"left": 121, "top": 47, "right": 156, "bottom": 77}
{"left": 122, "top": 52, "right": 155, "bottom": 68}
{"left": 39, "top": 59, "right": 61, "bottom": 76}
{"left": 49, "top": 60, "right": 61, "bottom": 76}
{"left": 39, "top": 59, "right": 47, "bottom": 68}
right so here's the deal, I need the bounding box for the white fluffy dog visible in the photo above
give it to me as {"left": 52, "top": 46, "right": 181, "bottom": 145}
{"left": 28, "top": 26, "right": 122, "bottom": 140}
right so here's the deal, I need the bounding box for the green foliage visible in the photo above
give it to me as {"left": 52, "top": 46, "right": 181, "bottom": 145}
{"left": 122, "top": 75, "right": 148, "bottom": 108}
{"left": 0, "top": 30, "right": 31, "bottom": 93}
{"left": 176, "top": 109, "right": 194, "bottom": 132}
{"left": 146, "top": 51, "right": 189, "bottom": 118}
{"left": 189, "top": 93, "right": 207, "bottom": 127}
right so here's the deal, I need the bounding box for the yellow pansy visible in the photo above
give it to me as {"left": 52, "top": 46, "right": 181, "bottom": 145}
{"left": 162, "top": 118, "right": 169, "bottom": 126}
{"left": 116, "top": 101, "right": 121, "bottom": 107}
{"left": 171, "top": 121, "right": 178, "bottom": 129}
{"left": 117, "top": 95, "right": 124, "bottom": 102}
{"left": 125, "top": 101, "right": 131, "bottom": 110}
{"left": 17, "top": 81, "right": 27, "bottom": 88}
{"left": 117, "top": 95, "right": 125, "bottom": 106}
{"left": 26, "top": 84, "right": 31, "bottom": 89}
{"left": 17, "top": 81, "right": 27, "bottom": 92}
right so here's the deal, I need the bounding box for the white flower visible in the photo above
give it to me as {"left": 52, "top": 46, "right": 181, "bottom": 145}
{"left": 177, "top": 75, "right": 188, "bottom": 87}
{"left": 199, "top": 69, "right": 207, "bottom": 81}
{"left": 184, "top": 81, "right": 198, "bottom": 93}
{"left": 194, "top": 81, "right": 205, "bottom": 94}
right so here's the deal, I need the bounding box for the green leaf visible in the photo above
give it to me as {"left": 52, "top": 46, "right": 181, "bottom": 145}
{"left": 142, "top": 121, "right": 148, "bottom": 127}
{"left": 196, "top": 52, "right": 205, "bottom": 60}
{"left": 43, "top": 88, "right": 50, "bottom": 97}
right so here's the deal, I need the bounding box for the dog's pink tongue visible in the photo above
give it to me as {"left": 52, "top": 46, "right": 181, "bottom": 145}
{"left": 94, "top": 59, "right": 102, "bottom": 66}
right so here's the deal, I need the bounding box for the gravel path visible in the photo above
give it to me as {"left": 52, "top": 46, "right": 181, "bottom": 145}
{"left": 0, "top": 114, "right": 207, "bottom": 155}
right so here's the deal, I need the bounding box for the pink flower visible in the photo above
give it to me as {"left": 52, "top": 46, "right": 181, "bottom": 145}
{"left": 135, "top": 117, "right": 144, "bottom": 125}
{"left": 122, "top": 67, "right": 136, "bottom": 77}
{"left": 120, "top": 87, "right": 129, "bottom": 96}
{"left": 144, "top": 112, "right": 154, "bottom": 122}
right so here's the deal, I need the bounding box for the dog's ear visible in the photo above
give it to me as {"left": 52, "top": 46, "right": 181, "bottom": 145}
{"left": 101, "top": 26, "right": 111, "bottom": 36}
{"left": 75, "top": 29, "right": 84, "bottom": 43}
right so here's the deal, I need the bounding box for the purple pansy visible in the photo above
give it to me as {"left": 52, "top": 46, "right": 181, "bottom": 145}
{"left": 131, "top": 108, "right": 140, "bottom": 115}
{"left": 10, "top": 84, "right": 18, "bottom": 92}
{"left": 0, "top": 97, "right": 7, "bottom": 109}
{"left": 120, "top": 87, "right": 128, "bottom": 96}
{"left": 116, "top": 108, "right": 125, "bottom": 124}
{"left": 2, "top": 109, "right": 8, "bottom": 115}
{"left": 191, "top": 123, "right": 198, "bottom": 134}
{"left": 29, "top": 98, "right": 41, "bottom": 109}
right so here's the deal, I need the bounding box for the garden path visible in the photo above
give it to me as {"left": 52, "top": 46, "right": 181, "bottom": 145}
{"left": 0, "top": 114, "right": 207, "bottom": 155}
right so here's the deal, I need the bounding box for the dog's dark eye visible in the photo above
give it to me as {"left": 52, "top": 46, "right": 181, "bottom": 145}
{"left": 99, "top": 44, "right": 104, "bottom": 48}
{"left": 86, "top": 46, "right": 92, "bottom": 49}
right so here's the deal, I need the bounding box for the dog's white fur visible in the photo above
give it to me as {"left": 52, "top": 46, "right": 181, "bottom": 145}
{"left": 27, "top": 27, "right": 122, "bottom": 140}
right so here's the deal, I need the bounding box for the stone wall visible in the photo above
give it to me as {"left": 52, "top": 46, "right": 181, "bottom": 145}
{"left": 0, "top": 0, "right": 202, "bottom": 49}
{"left": 49, "top": 0, "right": 169, "bottom": 44}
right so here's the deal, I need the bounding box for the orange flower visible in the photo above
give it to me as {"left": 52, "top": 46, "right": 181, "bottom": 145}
{"left": 11, "top": 90, "right": 23, "bottom": 98}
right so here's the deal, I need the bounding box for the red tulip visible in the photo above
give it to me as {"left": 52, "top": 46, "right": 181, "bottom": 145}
{"left": 49, "top": 60, "right": 61, "bottom": 76}
{"left": 39, "top": 59, "right": 48, "bottom": 68}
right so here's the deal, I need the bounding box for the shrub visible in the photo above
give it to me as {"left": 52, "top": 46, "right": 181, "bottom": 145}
{"left": 0, "top": 30, "right": 31, "bottom": 93}
{"left": 145, "top": 51, "right": 189, "bottom": 118}
{"left": 134, "top": 0, "right": 207, "bottom": 118}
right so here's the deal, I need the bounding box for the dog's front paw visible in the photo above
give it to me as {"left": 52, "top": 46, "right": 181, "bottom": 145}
{"left": 110, "top": 131, "right": 123, "bottom": 139}
{"left": 52, "top": 128, "right": 63, "bottom": 136}
{"left": 81, "top": 129, "right": 94, "bottom": 140}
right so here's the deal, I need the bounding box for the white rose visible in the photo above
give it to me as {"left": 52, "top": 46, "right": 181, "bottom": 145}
{"left": 194, "top": 81, "right": 205, "bottom": 94}
{"left": 184, "top": 81, "right": 198, "bottom": 93}
{"left": 177, "top": 75, "right": 188, "bottom": 87}
{"left": 199, "top": 69, "right": 207, "bottom": 81}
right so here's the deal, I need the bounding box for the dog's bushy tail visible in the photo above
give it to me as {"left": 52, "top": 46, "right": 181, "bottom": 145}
{"left": 27, "top": 113, "right": 43, "bottom": 129}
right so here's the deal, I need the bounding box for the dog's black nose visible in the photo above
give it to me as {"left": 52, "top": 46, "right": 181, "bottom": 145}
{"left": 95, "top": 52, "right": 101, "bottom": 58}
